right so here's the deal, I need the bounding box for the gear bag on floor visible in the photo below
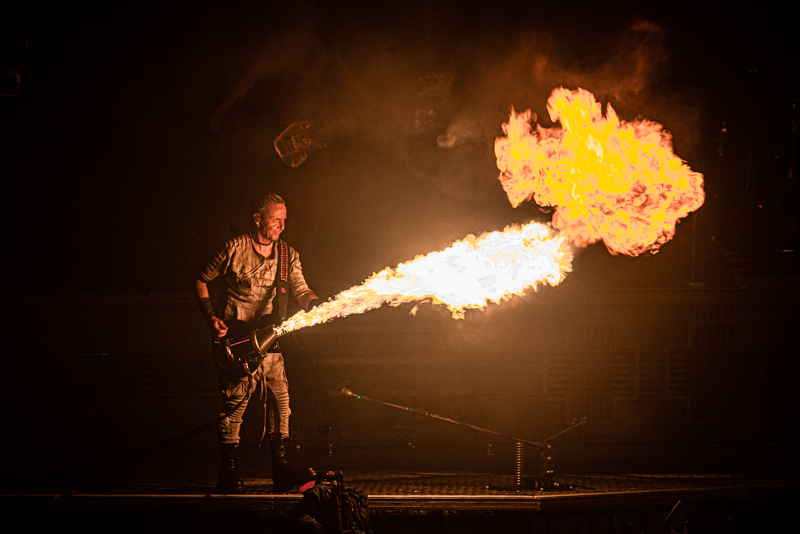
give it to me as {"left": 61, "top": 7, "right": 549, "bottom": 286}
{"left": 283, "top": 472, "right": 372, "bottom": 534}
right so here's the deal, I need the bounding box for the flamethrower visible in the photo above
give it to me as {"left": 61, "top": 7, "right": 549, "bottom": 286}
{"left": 215, "top": 325, "right": 283, "bottom": 373}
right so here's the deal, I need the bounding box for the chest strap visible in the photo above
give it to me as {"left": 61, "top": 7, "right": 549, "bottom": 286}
{"left": 276, "top": 239, "right": 289, "bottom": 321}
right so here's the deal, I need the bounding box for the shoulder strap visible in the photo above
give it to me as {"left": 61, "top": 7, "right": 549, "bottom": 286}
{"left": 276, "top": 239, "right": 289, "bottom": 321}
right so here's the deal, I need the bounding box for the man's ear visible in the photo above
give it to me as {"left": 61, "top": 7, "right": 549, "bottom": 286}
{"left": 253, "top": 213, "right": 261, "bottom": 227}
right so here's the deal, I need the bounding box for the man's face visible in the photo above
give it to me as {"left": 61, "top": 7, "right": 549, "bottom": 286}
{"left": 255, "top": 204, "right": 287, "bottom": 243}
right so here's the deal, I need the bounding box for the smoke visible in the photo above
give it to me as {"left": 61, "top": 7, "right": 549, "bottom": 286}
{"left": 436, "top": 118, "right": 482, "bottom": 148}
{"left": 208, "top": 4, "right": 693, "bottom": 191}
{"left": 523, "top": 21, "right": 669, "bottom": 105}
{"left": 208, "top": 20, "right": 328, "bottom": 132}
{"left": 300, "top": 16, "right": 690, "bottom": 203}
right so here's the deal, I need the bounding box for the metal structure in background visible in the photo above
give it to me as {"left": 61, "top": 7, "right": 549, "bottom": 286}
{"left": 1, "top": 290, "right": 798, "bottom": 451}
{"left": 341, "top": 387, "right": 586, "bottom": 491}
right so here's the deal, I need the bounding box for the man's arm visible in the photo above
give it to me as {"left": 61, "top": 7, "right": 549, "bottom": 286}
{"left": 195, "top": 279, "right": 229, "bottom": 339}
{"left": 286, "top": 248, "right": 322, "bottom": 312}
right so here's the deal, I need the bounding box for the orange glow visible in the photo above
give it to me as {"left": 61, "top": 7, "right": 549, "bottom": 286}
{"left": 495, "top": 87, "right": 705, "bottom": 256}
{"left": 275, "top": 221, "right": 571, "bottom": 335}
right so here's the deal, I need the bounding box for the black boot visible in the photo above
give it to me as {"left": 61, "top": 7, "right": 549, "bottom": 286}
{"left": 215, "top": 443, "right": 246, "bottom": 494}
{"left": 269, "top": 439, "right": 316, "bottom": 493}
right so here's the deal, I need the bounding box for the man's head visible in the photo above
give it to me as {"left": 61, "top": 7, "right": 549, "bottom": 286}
{"left": 253, "top": 193, "right": 287, "bottom": 243}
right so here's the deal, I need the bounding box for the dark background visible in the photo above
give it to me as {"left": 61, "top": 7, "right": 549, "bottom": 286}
{"left": 1, "top": 0, "right": 797, "bottom": 298}
{"left": 1, "top": 3, "right": 799, "bottom": 494}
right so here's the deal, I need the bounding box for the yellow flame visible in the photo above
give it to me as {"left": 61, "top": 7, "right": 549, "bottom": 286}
{"left": 495, "top": 87, "right": 705, "bottom": 256}
{"left": 275, "top": 221, "right": 571, "bottom": 335}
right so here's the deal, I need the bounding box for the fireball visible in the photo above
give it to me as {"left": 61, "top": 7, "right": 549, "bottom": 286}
{"left": 495, "top": 87, "right": 705, "bottom": 256}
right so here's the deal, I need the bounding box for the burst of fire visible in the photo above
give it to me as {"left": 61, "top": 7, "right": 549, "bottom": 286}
{"left": 275, "top": 221, "right": 571, "bottom": 336}
{"left": 495, "top": 87, "right": 705, "bottom": 256}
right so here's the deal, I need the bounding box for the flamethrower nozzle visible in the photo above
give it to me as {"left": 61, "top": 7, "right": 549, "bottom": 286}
{"left": 255, "top": 327, "right": 281, "bottom": 355}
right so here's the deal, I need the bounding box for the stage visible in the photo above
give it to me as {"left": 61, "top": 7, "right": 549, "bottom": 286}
{"left": 3, "top": 441, "right": 798, "bottom": 533}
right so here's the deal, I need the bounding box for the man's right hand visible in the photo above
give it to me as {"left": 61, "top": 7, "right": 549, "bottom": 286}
{"left": 210, "top": 317, "right": 229, "bottom": 339}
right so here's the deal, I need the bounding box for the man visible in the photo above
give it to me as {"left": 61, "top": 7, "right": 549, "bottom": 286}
{"left": 195, "top": 192, "right": 321, "bottom": 494}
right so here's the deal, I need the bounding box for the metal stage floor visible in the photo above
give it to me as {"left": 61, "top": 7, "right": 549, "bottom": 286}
{"left": 3, "top": 442, "right": 799, "bottom": 533}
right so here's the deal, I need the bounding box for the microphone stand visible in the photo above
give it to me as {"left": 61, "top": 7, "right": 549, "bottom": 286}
{"left": 341, "top": 388, "right": 586, "bottom": 491}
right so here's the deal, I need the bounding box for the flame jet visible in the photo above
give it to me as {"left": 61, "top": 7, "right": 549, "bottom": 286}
{"left": 495, "top": 87, "right": 705, "bottom": 256}
{"left": 274, "top": 221, "right": 571, "bottom": 336}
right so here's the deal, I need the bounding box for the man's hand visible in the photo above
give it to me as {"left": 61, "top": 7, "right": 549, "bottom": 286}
{"left": 210, "top": 317, "right": 229, "bottom": 339}
{"left": 298, "top": 292, "right": 321, "bottom": 313}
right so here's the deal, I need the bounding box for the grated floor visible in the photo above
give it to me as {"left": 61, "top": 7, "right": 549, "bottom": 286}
{"left": 3, "top": 441, "right": 799, "bottom": 499}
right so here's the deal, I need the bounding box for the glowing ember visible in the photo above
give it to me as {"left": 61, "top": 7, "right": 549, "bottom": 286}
{"left": 495, "top": 87, "right": 705, "bottom": 256}
{"left": 275, "top": 221, "right": 571, "bottom": 335}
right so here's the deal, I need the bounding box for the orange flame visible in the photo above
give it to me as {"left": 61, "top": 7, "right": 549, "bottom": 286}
{"left": 275, "top": 221, "right": 571, "bottom": 335}
{"left": 495, "top": 87, "right": 705, "bottom": 256}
